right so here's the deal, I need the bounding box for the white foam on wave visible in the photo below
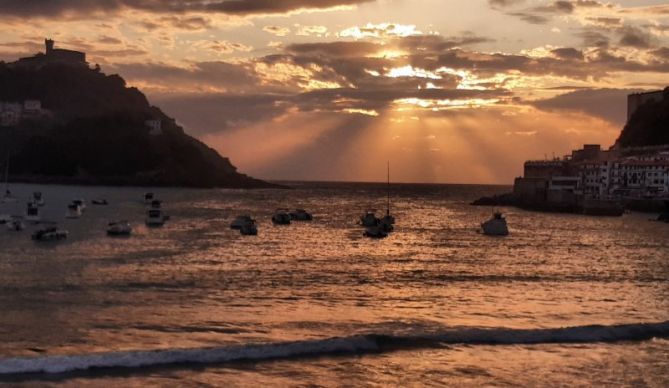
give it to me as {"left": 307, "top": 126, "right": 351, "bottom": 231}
{"left": 1, "top": 321, "right": 667, "bottom": 376}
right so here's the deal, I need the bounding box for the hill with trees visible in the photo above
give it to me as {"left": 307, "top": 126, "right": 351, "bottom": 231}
{"left": 0, "top": 61, "right": 272, "bottom": 188}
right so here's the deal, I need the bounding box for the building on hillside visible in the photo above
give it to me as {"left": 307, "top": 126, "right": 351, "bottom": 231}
{"left": 14, "top": 39, "right": 87, "bottom": 68}
{"left": 571, "top": 144, "right": 603, "bottom": 162}
{"left": 627, "top": 90, "right": 665, "bottom": 121}
{"left": 22, "top": 100, "right": 43, "bottom": 118}
{"left": 0, "top": 102, "right": 22, "bottom": 127}
{"left": 523, "top": 160, "right": 570, "bottom": 178}
{"left": 578, "top": 160, "right": 610, "bottom": 198}
{"left": 145, "top": 119, "right": 162, "bottom": 136}
{"left": 609, "top": 159, "right": 669, "bottom": 198}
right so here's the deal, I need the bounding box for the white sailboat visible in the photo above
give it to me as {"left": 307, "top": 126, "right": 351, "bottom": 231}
{"left": 379, "top": 161, "right": 395, "bottom": 231}
{"left": 1, "top": 154, "right": 17, "bottom": 204}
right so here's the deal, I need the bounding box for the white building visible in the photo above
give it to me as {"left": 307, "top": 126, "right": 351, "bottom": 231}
{"left": 145, "top": 119, "right": 162, "bottom": 136}
{"left": 579, "top": 161, "right": 610, "bottom": 198}
{"left": 0, "top": 102, "right": 22, "bottom": 127}
{"left": 22, "top": 100, "right": 41, "bottom": 115}
{"left": 609, "top": 158, "right": 669, "bottom": 197}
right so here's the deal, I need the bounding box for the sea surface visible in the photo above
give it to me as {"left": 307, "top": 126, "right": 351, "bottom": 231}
{"left": 0, "top": 182, "right": 668, "bottom": 387}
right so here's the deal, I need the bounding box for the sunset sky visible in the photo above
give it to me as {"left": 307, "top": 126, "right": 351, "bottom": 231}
{"left": 1, "top": 0, "right": 669, "bottom": 183}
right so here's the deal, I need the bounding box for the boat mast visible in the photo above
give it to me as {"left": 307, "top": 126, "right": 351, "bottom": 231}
{"left": 386, "top": 161, "right": 390, "bottom": 216}
{"left": 3, "top": 153, "right": 9, "bottom": 194}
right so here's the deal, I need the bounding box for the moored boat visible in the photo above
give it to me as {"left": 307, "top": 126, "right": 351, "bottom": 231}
{"left": 144, "top": 192, "right": 155, "bottom": 205}
{"left": 289, "top": 209, "right": 313, "bottom": 221}
{"left": 72, "top": 199, "right": 86, "bottom": 212}
{"left": 107, "top": 220, "right": 132, "bottom": 236}
{"left": 364, "top": 225, "right": 388, "bottom": 239}
{"left": 360, "top": 210, "right": 379, "bottom": 227}
{"left": 481, "top": 211, "right": 509, "bottom": 236}
{"left": 1, "top": 189, "right": 17, "bottom": 204}
{"left": 231, "top": 215, "right": 255, "bottom": 229}
{"left": 66, "top": 203, "right": 83, "bottom": 219}
{"left": 25, "top": 202, "right": 41, "bottom": 223}
{"left": 6, "top": 216, "right": 25, "bottom": 231}
{"left": 272, "top": 209, "right": 291, "bottom": 225}
{"left": 145, "top": 208, "right": 167, "bottom": 227}
{"left": 31, "top": 226, "right": 68, "bottom": 241}
{"left": 32, "top": 192, "right": 45, "bottom": 207}
{"left": 240, "top": 222, "right": 258, "bottom": 236}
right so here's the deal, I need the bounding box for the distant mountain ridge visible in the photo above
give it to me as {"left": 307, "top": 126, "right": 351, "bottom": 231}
{"left": 617, "top": 87, "right": 669, "bottom": 147}
{"left": 0, "top": 55, "right": 273, "bottom": 188}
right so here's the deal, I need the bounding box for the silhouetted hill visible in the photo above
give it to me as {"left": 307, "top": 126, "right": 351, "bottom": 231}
{"left": 0, "top": 62, "right": 273, "bottom": 188}
{"left": 617, "top": 88, "right": 669, "bottom": 147}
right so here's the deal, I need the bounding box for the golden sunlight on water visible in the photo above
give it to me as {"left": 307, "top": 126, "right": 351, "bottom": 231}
{"left": 0, "top": 182, "right": 667, "bottom": 385}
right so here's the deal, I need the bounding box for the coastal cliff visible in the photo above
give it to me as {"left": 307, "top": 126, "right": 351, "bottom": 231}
{"left": 617, "top": 88, "right": 669, "bottom": 147}
{"left": 0, "top": 61, "right": 274, "bottom": 188}
{"left": 473, "top": 87, "right": 669, "bottom": 215}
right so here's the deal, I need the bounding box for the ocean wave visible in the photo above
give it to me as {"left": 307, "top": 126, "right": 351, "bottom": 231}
{"left": 1, "top": 321, "right": 667, "bottom": 376}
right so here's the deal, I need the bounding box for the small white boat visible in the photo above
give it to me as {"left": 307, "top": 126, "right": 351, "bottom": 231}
{"left": 72, "top": 199, "right": 86, "bottom": 212}
{"left": 6, "top": 216, "right": 25, "bottom": 231}
{"left": 92, "top": 199, "right": 108, "bottom": 205}
{"left": 360, "top": 210, "right": 379, "bottom": 227}
{"left": 32, "top": 192, "right": 45, "bottom": 207}
{"left": 145, "top": 208, "right": 167, "bottom": 227}
{"left": 144, "top": 192, "right": 155, "bottom": 204}
{"left": 481, "top": 211, "right": 509, "bottom": 236}
{"left": 1, "top": 190, "right": 17, "bottom": 204}
{"left": 272, "top": 209, "right": 291, "bottom": 225}
{"left": 0, "top": 214, "right": 11, "bottom": 224}
{"left": 66, "top": 203, "right": 82, "bottom": 219}
{"left": 107, "top": 220, "right": 132, "bottom": 236}
{"left": 25, "top": 202, "right": 41, "bottom": 223}
{"left": 240, "top": 222, "right": 258, "bottom": 236}
{"left": 290, "top": 209, "right": 313, "bottom": 221}
{"left": 364, "top": 225, "right": 388, "bottom": 239}
{"left": 32, "top": 226, "right": 68, "bottom": 241}
{"left": 230, "top": 215, "right": 255, "bottom": 229}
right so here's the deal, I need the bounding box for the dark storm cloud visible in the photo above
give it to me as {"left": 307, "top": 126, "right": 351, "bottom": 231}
{"left": 532, "top": 88, "right": 637, "bottom": 126}
{"left": 0, "top": 0, "right": 375, "bottom": 18}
